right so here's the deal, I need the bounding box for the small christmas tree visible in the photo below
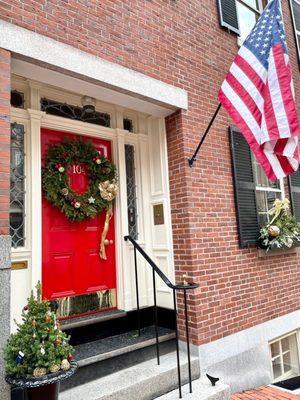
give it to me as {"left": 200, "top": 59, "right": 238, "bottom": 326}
{"left": 4, "top": 283, "right": 73, "bottom": 378}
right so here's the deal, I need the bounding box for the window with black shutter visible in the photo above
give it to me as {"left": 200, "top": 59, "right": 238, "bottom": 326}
{"left": 229, "top": 126, "right": 284, "bottom": 248}
{"left": 289, "top": 0, "right": 300, "bottom": 64}
{"left": 217, "top": 0, "right": 263, "bottom": 40}
{"left": 289, "top": 170, "right": 300, "bottom": 221}
{"left": 218, "top": 0, "right": 240, "bottom": 34}
{"left": 229, "top": 126, "right": 260, "bottom": 247}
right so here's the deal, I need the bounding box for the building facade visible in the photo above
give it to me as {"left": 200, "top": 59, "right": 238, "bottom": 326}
{"left": 1, "top": 0, "right": 300, "bottom": 398}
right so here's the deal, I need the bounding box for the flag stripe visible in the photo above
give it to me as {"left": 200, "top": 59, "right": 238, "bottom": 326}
{"left": 238, "top": 46, "right": 267, "bottom": 83}
{"left": 272, "top": 45, "right": 300, "bottom": 137}
{"left": 230, "top": 62, "right": 265, "bottom": 111}
{"left": 225, "top": 72, "right": 262, "bottom": 125}
{"left": 235, "top": 54, "right": 266, "bottom": 92}
{"left": 267, "top": 48, "right": 291, "bottom": 139}
{"left": 219, "top": 88, "right": 277, "bottom": 180}
{"left": 220, "top": 81, "right": 261, "bottom": 144}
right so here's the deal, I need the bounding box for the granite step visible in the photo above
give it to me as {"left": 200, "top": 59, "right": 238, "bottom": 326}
{"left": 155, "top": 377, "right": 231, "bottom": 400}
{"left": 61, "top": 309, "right": 127, "bottom": 331}
{"left": 59, "top": 351, "right": 200, "bottom": 400}
{"left": 60, "top": 326, "right": 176, "bottom": 391}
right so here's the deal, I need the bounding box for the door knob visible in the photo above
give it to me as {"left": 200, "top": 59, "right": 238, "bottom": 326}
{"left": 104, "top": 239, "right": 114, "bottom": 245}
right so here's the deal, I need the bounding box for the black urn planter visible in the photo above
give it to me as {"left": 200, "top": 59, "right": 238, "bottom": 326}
{"left": 6, "top": 361, "right": 77, "bottom": 400}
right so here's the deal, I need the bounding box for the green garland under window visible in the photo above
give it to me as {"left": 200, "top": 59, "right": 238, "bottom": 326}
{"left": 259, "top": 198, "right": 300, "bottom": 251}
{"left": 42, "top": 139, "right": 117, "bottom": 221}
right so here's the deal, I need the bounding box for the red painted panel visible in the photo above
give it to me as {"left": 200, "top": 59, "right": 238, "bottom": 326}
{"left": 41, "top": 128, "right": 117, "bottom": 300}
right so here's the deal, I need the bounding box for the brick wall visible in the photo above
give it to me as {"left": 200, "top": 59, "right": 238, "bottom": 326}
{"left": 0, "top": 48, "right": 10, "bottom": 235}
{"left": 1, "top": 0, "right": 300, "bottom": 345}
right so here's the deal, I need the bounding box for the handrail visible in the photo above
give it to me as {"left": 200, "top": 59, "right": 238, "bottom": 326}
{"left": 124, "top": 234, "right": 199, "bottom": 399}
{"left": 124, "top": 235, "right": 198, "bottom": 291}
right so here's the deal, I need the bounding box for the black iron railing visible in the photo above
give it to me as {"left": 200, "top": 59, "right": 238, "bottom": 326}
{"left": 124, "top": 235, "right": 199, "bottom": 399}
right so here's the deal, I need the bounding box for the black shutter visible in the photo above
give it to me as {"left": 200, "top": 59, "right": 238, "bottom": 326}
{"left": 217, "top": 0, "right": 240, "bottom": 35}
{"left": 229, "top": 127, "right": 260, "bottom": 248}
{"left": 289, "top": 170, "right": 300, "bottom": 221}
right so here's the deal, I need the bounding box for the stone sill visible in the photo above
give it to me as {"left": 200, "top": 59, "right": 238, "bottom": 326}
{"left": 258, "top": 247, "right": 300, "bottom": 258}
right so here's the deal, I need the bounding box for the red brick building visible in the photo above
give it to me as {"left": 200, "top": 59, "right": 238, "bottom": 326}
{"left": 1, "top": 0, "right": 300, "bottom": 399}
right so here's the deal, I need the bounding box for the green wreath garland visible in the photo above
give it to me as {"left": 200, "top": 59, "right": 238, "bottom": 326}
{"left": 42, "top": 139, "right": 117, "bottom": 221}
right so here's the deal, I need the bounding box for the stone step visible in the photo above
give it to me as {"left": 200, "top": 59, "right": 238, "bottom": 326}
{"left": 60, "top": 326, "right": 176, "bottom": 391}
{"left": 60, "top": 351, "right": 200, "bottom": 400}
{"left": 155, "top": 377, "right": 231, "bottom": 400}
{"left": 60, "top": 309, "right": 127, "bottom": 331}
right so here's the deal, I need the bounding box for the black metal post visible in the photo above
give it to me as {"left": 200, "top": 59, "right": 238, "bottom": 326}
{"left": 173, "top": 289, "right": 182, "bottom": 399}
{"left": 184, "top": 289, "right": 192, "bottom": 393}
{"left": 188, "top": 103, "right": 222, "bottom": 167}
{"left": 152, "top": 269, "right": 160, "bottom": 365}
{"left": 133, "top": 246, "right": 141, "bottom": 336}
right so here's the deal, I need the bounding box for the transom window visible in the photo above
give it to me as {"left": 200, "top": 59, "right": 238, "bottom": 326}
{"left": 252, "top": 157, "right": 284, "bottom": 226}
{"left": 270, "top": 332, "right": 300, "bottom": 382}
{"left": 237, "top": 0, "right": 262, "bottom": 40}
{"left": 41, "top": 98, "right": 111, "bottom": 128}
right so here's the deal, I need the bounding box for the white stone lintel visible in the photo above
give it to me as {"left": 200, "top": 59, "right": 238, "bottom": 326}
{"left": 0, "top": 20, "right": 188, "bottom": 112}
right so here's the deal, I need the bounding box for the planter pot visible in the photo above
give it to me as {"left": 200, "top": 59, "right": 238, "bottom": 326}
{"left": 6, "top": 361, "right": 77, "bottom": 400}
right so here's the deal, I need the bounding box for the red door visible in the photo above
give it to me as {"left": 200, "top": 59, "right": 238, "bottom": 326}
{"left": 41, "top": 128, "right": 116, "bottom": 304}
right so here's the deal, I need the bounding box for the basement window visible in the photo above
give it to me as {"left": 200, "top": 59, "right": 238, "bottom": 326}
{"left": 270, "top": 332, "right": 300, "bottom": 382}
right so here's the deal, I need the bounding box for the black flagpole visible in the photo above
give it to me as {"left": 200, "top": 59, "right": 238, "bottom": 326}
{"left": 188, "top": 103, "right": 222, "bottom": 167}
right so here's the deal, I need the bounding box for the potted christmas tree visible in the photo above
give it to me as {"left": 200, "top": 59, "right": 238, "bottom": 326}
{"left": 4, "top": 283, "right": 77, "bottom": 400}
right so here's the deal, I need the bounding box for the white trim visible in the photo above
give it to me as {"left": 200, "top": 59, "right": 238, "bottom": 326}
{"left": 0, "top": 20, "right": 187, "bottom": 113}
{"left": 10, "top": 78, "right": 176, "bottom": 329}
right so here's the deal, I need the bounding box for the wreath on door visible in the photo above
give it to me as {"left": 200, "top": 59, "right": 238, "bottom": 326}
{"left": 42, "top": 139, "right": 118, "bottom": 222}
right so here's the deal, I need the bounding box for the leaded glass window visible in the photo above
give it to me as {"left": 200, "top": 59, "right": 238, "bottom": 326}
{"left": 123, "top": 118, "right": 134, "bottom": 133}
{"left": 11, "top": 90, "right": 25, "bottom": 109}
{"left": 125, "top": 144, "right": 138, "bottom": 239}
{"left": 10, "top": 123, "right": 25, "bottom": 248}
{"left": 41, "top": 98, "right": 111, "bottom": 127}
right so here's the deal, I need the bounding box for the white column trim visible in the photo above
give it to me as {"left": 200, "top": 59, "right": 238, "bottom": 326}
{"left": 26, "top": 109, "right": 45, "bottom": 288}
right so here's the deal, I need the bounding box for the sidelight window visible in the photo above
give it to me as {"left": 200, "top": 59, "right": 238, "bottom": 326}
{"left": 10, "top": 123, "right": 26, "bottom": 248}
{"left": 125, "top": 144, "right": 138, "bottom": 240}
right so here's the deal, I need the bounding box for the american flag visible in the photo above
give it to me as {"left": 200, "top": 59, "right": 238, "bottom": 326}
{"left": 218, "top": 0, "right": 300, "bottom": 181}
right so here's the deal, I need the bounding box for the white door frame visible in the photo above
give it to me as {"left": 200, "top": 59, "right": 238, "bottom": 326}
{"left": 10, "top": 77, "right": 175, "bottom": 330}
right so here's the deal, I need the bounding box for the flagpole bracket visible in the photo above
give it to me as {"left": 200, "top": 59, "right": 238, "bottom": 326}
{"left": 188, "top": 157, "right": 196, "bottom": 168}
{"left": 187, "top": 103, "right": 222, "bottom": 169}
